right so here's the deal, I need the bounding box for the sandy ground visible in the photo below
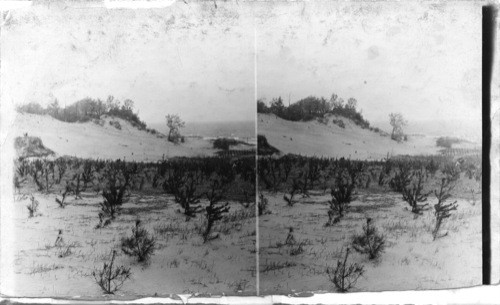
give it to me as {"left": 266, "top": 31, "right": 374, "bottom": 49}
{"left": 259, "top": 187, "right": 482, "bottom": 293}
{"left": 11, "top": 113, "right": 219, "bottom": 161}
{"left": 258, "top": 114, "right": 447, "bottom": 159}
{"left": 6, "top": 188, "right": 256, "bottom": 297}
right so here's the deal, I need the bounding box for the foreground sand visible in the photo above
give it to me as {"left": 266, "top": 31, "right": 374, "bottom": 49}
{"left": 7, "top": 189, "right": 256, "bottom": 297}
{"left": 259, "top": 188, "right": 481, "bottom": 293}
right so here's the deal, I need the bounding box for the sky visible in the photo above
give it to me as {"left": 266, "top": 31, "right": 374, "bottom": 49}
{"left": 1, "top": 1, "right": 255, "bottom": 124}
{"left": 2, "top": 1, "right": 482, "bottom": 133}
{"left": 255, "top": 1, "right": 482, "bottom": 132}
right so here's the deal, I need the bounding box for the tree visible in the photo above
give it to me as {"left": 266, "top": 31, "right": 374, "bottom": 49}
{"left": 346, "top": 98, "right": 357, "bottom": 111}
{"left": 257, "top": 99, "right": 269, "bottom": 113}
{"left": 166, "top": 114, "right": 185, "bottom": 143}
{"left": 269, "top": 97, "right": 285, "bottom": 117}
{"left": 47, "top": 99, "right": 60, "bottom": 118}
{"left": 122, "top": 99, "right": 134, "bottom": 112}
{"left": 330, "top": 94, "right": 344, "bottom": 110}
{"left": 389, "top": 113, "right": 408, "bottom": 142}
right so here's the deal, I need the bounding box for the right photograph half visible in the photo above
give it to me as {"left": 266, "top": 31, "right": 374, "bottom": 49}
{"left": 256, "top": 1, "right": 483, "bottom": 293}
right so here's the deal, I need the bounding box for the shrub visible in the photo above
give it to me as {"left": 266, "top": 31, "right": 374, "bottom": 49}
{"left": 258, "top": 193, "right": 269, "bottom": 216}
{"left": 289, "top": 241, "right": 306, "bottom": 256}
{"left": 332, "top": 119, "right": 345, "bottom": 129}
{"left": 257, "top": 134, "right": 280, "bottom": 155}
{"left": 442, "top": 163, "right": 460, "bottom": 182}
{"left": 389, "top": 163, "right": 412, "bottom": 192}
{"left": 436, "top": 136, "right": 462, "bottom": 149}
{"left": 213, "top": 138, "right": 240, "bottom": 150}
{"left": 326, "top": 248, "right": 364, "bottom": 293}
{"left": 121, "top": 220, "right": 156, "bottom": 262}
{"left": 174, "top": 172, "right": 204, "bottom": 220}
{"left": 55, "top": 183, "right": 72, "bottom": 208}
{"left": 285, "top": 227, "right": 296, "bottom": 246}
{"left": 100, "top": 162, "right": 132, "bottom": 219}
{"left": 326, "top": 169, "right": 356, "bottom": 226}
{"left": 432, "top": 177, "right": 458, "bottom": 240}
{"left": 202, "top": 176, "right": 231, "bottom": 242}
{"left": 401, "top": 169, "right": 431, "bottom": 215}
{"left": 352, "top": 218, "right": 386, "bottom": 259}
{"left": 317, "top": 116, "right": 329, "bottom": 125}
{"left": 283, "top": 178, "right": 301, "bottom": 207}
{"left": 27, "top": 195, "right": 40, "bottom": 218}
{"left": 92, "top": 250, "right": 131, "bottom": 294}
{"left": 109, "top": 120, "right": 122, "bottom": 130}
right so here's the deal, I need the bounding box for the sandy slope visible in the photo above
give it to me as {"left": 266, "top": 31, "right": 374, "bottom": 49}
{"left": 11, "top": 113, "right": 217, "bottom": 161}
{"left": 258, "top": 114, "right": 442, "bottom": 160}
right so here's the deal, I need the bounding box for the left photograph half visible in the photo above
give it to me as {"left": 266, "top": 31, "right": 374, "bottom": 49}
{"left": 0, "top": 2, "right": 256, "bottom": 297}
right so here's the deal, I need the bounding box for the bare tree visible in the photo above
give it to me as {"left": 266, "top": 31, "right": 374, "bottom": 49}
{"left": 165, "top": 114, "right": 185, "bottom": 143}
{"left": 389, "top": 113, "right": 408, "bottom": 142}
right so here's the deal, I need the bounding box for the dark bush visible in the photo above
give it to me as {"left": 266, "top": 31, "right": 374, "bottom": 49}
{"left": 432, "top": 177, "right": 458, "bottom": 240}
{"left": 332, "top": 119, "right": 345, "bottom": 129}
{"left": 352, "top": 218, "right": 386, "bottom": 259}
{"left": 202, "top": 174, "right": 231, "bottom": 242}
{"left": 121, "top": 220, "right": 156, "bottom": 262}
{"left": 213, "top": 138, "right": 240, "bottom": 150}
{"left": 100, "top": 161, "right": 133, "bottom": 219}
{"left": 401, "top": 169, "right": 431, "bottom": 215}
{"left": 326, "top": 172, "right": 355, "bottom": 226}
{"left": 257, "top": 134, "right": 280, "bottom": 155}
{"left": 109, "top": 120, "right": 122, "bottom": 130}
{"left": 258, "top": 193, "right": 269, "bottom": 216}
{"left": 436, "top": 137, "right": 463, "bottom": 149}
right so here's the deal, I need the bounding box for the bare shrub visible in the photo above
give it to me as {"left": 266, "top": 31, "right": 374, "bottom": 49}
{"left": 289, "top": 240, "right": 306, "bottom": 256}
{"left": 174, "top": 172, "right": 204, "bottom": 220}
{"left": 442, "top": 163, "right": 460, "bottom": 182}
{"left": 389, "top": 163, "right": 412, "bottom": 192}
{"left": 432, "top": 177, "right": 458, "bottom": 240}
{"left": 27, "top": 195, "right": 40, "bottom": 218}
{"left": 55, "top": 183, "right": 72, "bottom": 208}
{"left": 378, "top": 157, "right": 393, "bottom": 186}
{"left": 401, "top": 169, "right": 431, "bottom": 215}
{"left": 121, "top": 220, "right": 156, "bottom": 263}
{"left": 326, "top": 167, "right": 357, "bottom": 226}
{"left": 258, "top": 193, "right": 269, "bottom": 216}
{"left": 202, "top": 175, "right": 231, "bottom": 243}
{"left": 100, "top": 161, "right": 132, "bottom": 219}
{"left": 326, "top": 248, "right": 365, "bottom": 293}
{"left": 92, "top": 250, "right": 131, "bottom": 294}
{"left": 285, "top": 227, "right": 296, "bottom": 245}
{"left": 352, "top": 218, "right": 386, "bottom": 259}
{"left": 283, "top": 178, "right": 301, "bottom": 207}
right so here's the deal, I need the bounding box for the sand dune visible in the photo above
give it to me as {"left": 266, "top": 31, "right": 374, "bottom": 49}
{"left": 12, "top": 113, "right": 217, "bottom": 161}
{"left": 258, "top": 113, "right": 443, "bottom": 160}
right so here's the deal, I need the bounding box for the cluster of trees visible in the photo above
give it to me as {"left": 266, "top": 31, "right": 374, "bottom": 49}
{"left": 258, "top": 94, "right": 409, "bottom": 142}
{"left": 257, "top": 94, "right": 371, "bottom": 129}
{"left": 17, "top": 97, "right": 148, "bottom": 131}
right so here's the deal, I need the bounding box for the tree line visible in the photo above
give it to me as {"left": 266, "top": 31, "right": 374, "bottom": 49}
{"left": 16, "top": 97, "right": 149, "bottom": 131}
{"left": 257, "top": 94, "right": 371, "bottom": 129}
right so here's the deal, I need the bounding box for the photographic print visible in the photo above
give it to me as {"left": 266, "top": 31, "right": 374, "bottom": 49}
{"left": 256, "top": 1, "right": 483, "bottom": 293}
{"left": 0, "top": 0, "right": 496, "bottom": 302}
{"left": 0, "top": 1, "right": 256, "bottom": 297}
